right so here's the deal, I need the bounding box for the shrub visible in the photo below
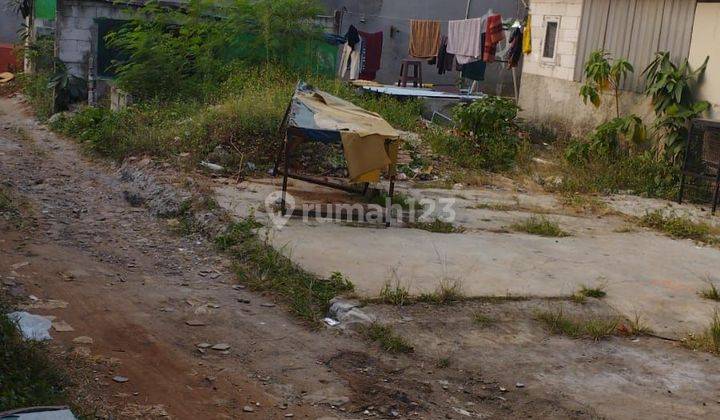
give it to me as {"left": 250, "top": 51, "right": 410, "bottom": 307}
{"left": 19, "top": 72, "right": 54, "bottom": 121}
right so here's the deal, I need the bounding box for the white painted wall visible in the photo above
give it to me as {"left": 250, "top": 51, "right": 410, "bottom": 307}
{"left": 521, "top": 0, "right": 583, "bottom": 82}
{"left": 688, "top": 2, "right": 720, "bottom": 119}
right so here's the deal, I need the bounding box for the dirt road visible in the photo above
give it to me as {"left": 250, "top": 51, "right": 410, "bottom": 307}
{"left": 2, "top": 95, "right": 720, "bottom": 419}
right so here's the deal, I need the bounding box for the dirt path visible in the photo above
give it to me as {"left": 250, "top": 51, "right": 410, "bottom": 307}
{"left": 3, "top": 96, "right": 720, "bottom": 419}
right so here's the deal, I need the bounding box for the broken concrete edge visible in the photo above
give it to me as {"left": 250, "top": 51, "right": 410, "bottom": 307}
{"left": 117, "top": 158, "right": 377, "bottom": 329}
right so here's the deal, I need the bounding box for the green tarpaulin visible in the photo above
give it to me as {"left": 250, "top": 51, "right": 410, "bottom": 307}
{"left": 35, "top": 0, "right": 57, "bottom": 20}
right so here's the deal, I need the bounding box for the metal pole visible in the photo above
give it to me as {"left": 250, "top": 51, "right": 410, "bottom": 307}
{"left": 465, "top": 0, "right": 473, "bottom": 18}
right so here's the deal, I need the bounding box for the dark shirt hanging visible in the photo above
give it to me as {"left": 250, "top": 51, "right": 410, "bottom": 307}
{"left": 345, "top": 25, "right": 360, "bottom": 49}
{"left": 506, "top": 27, "right": 523, "bottom": 68}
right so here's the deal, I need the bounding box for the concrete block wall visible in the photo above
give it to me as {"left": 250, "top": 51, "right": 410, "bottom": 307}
{"left": 56, "top": 0, "right": 131, "bottom": 78}
{"left": 521, "top": 0, "right": 582, "bottom": 82}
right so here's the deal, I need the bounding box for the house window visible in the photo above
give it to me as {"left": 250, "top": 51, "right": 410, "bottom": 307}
{"left": 542, "top": 17, "right": 560, "bottom": 62}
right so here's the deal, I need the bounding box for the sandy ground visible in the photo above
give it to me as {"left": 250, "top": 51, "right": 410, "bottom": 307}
{"left": 214, "top": 176, "right": 720, "bottom": 339}
{"left": 2, "top": 95, "right": 720, "bottom": 419}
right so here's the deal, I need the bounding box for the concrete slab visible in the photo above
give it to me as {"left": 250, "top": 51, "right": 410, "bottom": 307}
{"left": 214, "top": 177, "right": 720, "bottom": 338}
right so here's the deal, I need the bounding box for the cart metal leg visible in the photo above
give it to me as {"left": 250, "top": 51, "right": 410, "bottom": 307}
{"left": 281, "top": 136, "right": 289, "bottom": 216}
{"left": 713, "top": 169, "right": 720, "bottom": 214}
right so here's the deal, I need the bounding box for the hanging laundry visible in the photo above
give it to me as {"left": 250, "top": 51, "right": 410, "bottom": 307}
{"left": 506, "top": 27, "right": 523, "bottom": 68}
{"left": 483, "top": 14, "right": 505, "bottom": 62}
{"left": 409, "top": 20, "right": 442, "bottom": 59}
{"left": 358, "top": 31, "right": 384, "bottom": 81}
{"left": 460, "top": 60, "right": 487, "bottom": 81}
{"left": 338, "top": 25, "right": 363, "bottom": 80}
{"left": 434, "top": 36, "right": 455, "bottom": 75}
{"left": 522, "top": 15, "right": 532, "bottom": 55}
{"left": 345, "top": 25, "right": 361, "bottom": 49}
{"left": 447, "top": 17, "right": 485, "bottom": 65}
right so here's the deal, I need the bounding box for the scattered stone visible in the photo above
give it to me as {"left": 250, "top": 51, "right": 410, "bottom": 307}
{"left": 11, "top": 261, "right": 29, "bottom": 270}
{"left": 113, "top": 376, "right": 129, "bottom": 383}
{"left": 232, "top": 285, "right": 246, "bottom": 290}
{"left": 499, "top": 387, "right": 508, "bottom": 392}
{"left": 72, "top": 346, "right": 91, "bottom": 357}
{"left": 73, "top": 336, "right": 94, "bottom": 344}
{"left": 515, "top": 382, "right": 525, "bottom": 388}
{"left": 243, "top": 405, "right": 255, "bottom": 413}
{"left": 284, "top": 414, "right": 294, "bottom": 418}
{"left": 326, "top": 298, "right": 375, "bottom": 329}
{"left": 260, "top": 303, "right": 276, "bottom": 308}
{"left": 52, "top": 320, "right": 75, "bottom": 332}
{"left": 185, "top": 320, "right": 206, "bottom": 327}
{"left": 211, "top": 343, "right": 231, "bottom": 351}
{"left": 197, "top": 343, "right": 212, "bottom": 349}
{"left": 238, "top": 298, "right": 251, "bottom": 304}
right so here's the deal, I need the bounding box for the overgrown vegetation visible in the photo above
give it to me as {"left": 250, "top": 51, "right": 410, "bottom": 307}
{"left": 214, "top": 216, "right": 355, "bottom": 324}
{"left": 579, "top": 50, "right": 634, "bottom": 118}
{"left": 639, "top": 211, "right": 715, "bottom": 243}
{"left": 364, "top": 323, "right": 414, "bottom": 353}
{"left": 417, "top": 278, "right": 465, "bottom": 304}
{"left": 510, "top": 216, "right": 569, "bottom": 237}
{"left": 0, "top": 303, "right": 70, "bottom": 410}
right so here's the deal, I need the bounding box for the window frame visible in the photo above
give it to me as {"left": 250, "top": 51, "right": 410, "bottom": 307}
{"left": 540, "top": 15, "right": 561, "bottom": 65}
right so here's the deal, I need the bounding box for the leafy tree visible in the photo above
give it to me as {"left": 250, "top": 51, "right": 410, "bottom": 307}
{"left": 642, "top": 52, "right": 710, "bottom": 161}
{"left": 106, "top": 0, "right": 322, "bottom": 100}
{"left": 579, "top": 50, "right": 634, "bottom": 118}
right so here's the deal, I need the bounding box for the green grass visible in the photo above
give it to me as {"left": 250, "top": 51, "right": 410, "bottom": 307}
{"left": 214, "top": 217, "right": 355, "bottom": 324}
{"left": 378, "top": 280, "right": 411, "bottom": 306}
{"left": 364, "top": 323, "right": 414, "bottom": 354}
{"left": 536, "top": 307, "right": 619, "bottom": 340}
{"left": 408, "top": 218, "right": 465, "bottom": 234}
{"left": 639, "top": 211, "right": 715, "bottom": 243}
{"left": 578, "top": 285, "right": 607, "bottom": 299}
{"left": 472, "top": 312, "right": 495, "bottom": 327}
{"left": 560, "top": 194, "right": 609, "bottom": 214}
{"left": 510, "top": 216, "right": 569, "bottom": 237}
{"left": 0, "top": 303, "right": 70, "bottom": 410}
{"left": 699, "top": 281, "right": 720, "bottom": 302}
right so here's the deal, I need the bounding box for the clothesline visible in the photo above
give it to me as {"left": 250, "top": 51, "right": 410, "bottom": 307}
{"left": 341, "top": 9, "right": 527, "bottom": 25}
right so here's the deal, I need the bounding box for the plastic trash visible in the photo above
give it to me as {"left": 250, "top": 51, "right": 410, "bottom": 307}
{"left": 7, "top": 312, "right": 52, "bottom": 341}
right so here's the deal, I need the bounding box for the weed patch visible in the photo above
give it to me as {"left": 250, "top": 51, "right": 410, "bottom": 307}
{"left": 472, "top": 312, "right": 495, "bottom": 327}
{"left": 378, "top": 279, "right": 411, "bottom": 306}
{"left": 408, "top": 218, "right": 465, "bottom": 234}
{"left": 699, "top": 281, "right": 720, "bottom": 302}
{"left": 578, "top": 285, "right": 607, "bottom": 299}
{"left": 364, "top": 323, "right": 414, "bottom": 354}
{"left": 639, "top": 211, "right": 715, "bottom": 243}
{"left": 536, "top": 307, "right": 619, "bottom": 340}
{"left": 683, "top": 311, "right": 720, "bottom": 355}
{"left": 511, "top": 216, "right": 569, "bottom": 237}
{"left": 214, "top": 217, "right": 354, "bottom": 324}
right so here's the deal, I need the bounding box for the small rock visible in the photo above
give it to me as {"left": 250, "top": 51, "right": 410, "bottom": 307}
{"left": 284, "top": 414, "right": 294, "bottom": 418}
{"left": 242, "top": 405, "right": 254, "bottom": 413}
{"left": 211, "top": 343, "right": 231, "bottom": 351}
{"left": 260, "top": 303, "right": 276, "bottom": 308}
{"left": 515, "top": 382, "right": 524, "bottom": 388}
{"left": 52, "top": 320, "right": 74, "bottom": 332}
{"left": 113, "top": 376, "right": 129, "bottom": 383}
{"left": 499, "top": 387, "right": 508, "bottom": 392}
{"left": 185, "top": 320, "right": 206, "bottom": 326}
{"left": 197, "top": 343, "right": 212, "bottom": 349}
{"left": 73, "top": 336, "right": 94, "bottom": 344}
{"left": 238, "top": 298, "right": 251, "bottom": 304}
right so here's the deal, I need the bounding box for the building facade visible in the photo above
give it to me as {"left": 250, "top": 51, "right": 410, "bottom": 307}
{"left": 518, "top": 0, "right": 719, "bottom": 134}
